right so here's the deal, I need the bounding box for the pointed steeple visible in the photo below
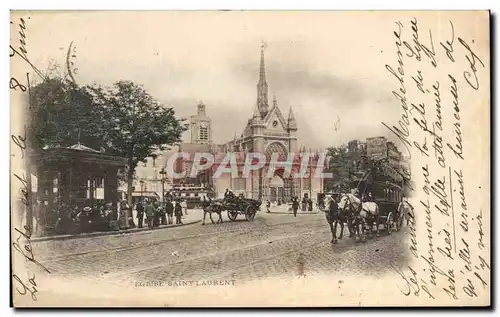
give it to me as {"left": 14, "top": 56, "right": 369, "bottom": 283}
{"left": 273, "top": 94, "right": 277, "bottom": 107}
{"left": 256, "top": 41, "right": 269, "bottom": 118}
{"left": 253, "top": 103, "right": 260, "bottom": 118}
{"left": 287, "top": 107, "right": 297, "bottom": 130}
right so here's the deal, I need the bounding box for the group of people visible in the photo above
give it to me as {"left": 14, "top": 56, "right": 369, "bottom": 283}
{"left": 33, "top": 201, "right": 118, "bottom": 236}
{"left": 31, "top": 197, "right": 191, "bottom": 236}
{"left": 134, "top": 199, "right": 187, "bottom": 229}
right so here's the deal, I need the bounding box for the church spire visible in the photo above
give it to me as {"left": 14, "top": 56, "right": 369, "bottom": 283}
{"left": 256, "top": 41, "right": 269, "bottom": 118}
{"left": 253, "top": 103, "right": 260, "bottom": 119}
{"left": 287, "top": 107, "right": 297, "bottom": 130}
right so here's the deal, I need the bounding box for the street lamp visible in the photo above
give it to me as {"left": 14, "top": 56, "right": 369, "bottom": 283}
{"left": 159, "top": 168, "right": 167, "bottom": 203}
{"left": 140, "top": 180, "right": 144, "bottom": 202}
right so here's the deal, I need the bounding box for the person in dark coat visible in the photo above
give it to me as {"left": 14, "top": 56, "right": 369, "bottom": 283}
{"left": 136, "top": 201, "right": 145, "bottom": 228}
{"left": 160, "top": 202, "right": 167, "bottom": 225}
{"left": 308, "top": 198, "right": 313, "bottom": 212}
{"left": 152, "top": 200, "right": 160, "bottom": 227}
{"left": 174, "top": 201, "right": 183, "bottom": 224}
{"left": 165, "top": 199, "right": 174, "bottom": 224}
{"left": 292, "top": 197, "right": 299, "bottom": 217}
{"left": 55, "top": 203, "right": 71, "bottom": 234}
{"left": 145, "top": 199, "right": 155, "bottom": 229}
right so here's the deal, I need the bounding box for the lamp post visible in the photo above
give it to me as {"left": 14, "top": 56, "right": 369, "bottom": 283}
{"left": 140, "top": 180, "right": 144, "bottom": 202}
{"left": 159, "top": 168, "right": 167, "bottom": 203}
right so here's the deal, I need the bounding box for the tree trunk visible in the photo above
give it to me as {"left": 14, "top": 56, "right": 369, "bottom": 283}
{"left": 127, "top": 161, "right": 134, "bottom": 207}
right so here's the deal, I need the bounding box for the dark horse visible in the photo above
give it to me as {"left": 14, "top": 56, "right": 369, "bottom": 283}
{"left": 324, "top": 196, "right": 353, "bottom": 244}
{"left": 201, "top": 200, "right": 224, "bottom": 225}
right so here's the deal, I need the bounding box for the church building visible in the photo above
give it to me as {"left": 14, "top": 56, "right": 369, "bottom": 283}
{"left": 170, "top": 44, "right": 324, "bottom": 203}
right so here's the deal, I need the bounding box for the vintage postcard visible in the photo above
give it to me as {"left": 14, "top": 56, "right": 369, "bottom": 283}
{"left": 10, "top": 11, "right": 490, "bottom": 307}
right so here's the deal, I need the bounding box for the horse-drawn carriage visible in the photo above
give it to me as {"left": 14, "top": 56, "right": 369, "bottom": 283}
{"left": 222, "top": 197, "right": 261, "bottom": 221}
{"left": 356, "top": 179, "right": 403, "bottom": 235}
{"left": 202, "top": 196, "right": 261, "bottom": 225}
{"left": 325, "top": 162, "right": 409, "bottom": 243}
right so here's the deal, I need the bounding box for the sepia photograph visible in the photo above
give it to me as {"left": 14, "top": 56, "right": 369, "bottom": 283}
{"left": 9, "top": 10, "right": 490, "bottom": 307}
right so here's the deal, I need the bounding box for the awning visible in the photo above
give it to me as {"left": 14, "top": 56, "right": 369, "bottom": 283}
{"left": 131, "top": 192, "right": 159, "bottom": 198}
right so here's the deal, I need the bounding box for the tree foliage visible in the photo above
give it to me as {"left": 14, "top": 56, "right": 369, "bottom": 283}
{"left": 29, "top": 78, "right": 104, "bottom": 151}
{"left": 29, "top": 76, "right": 188, "bottom": 202}
{"left": 88, "top": 81, "right": 188, "bottom": 203}
{"left": 323, "top": 143, "right": 374, "bottom": 193}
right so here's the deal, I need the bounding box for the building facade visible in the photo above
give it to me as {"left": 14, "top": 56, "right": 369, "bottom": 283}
{"left": 169, "top": 44, "right": 323, "bottom": 202}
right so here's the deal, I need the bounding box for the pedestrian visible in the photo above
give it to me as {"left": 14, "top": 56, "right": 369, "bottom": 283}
{"left": 181, "top": 199, "right": 188, "bottom": 216}
{"left": 145, "top": 199, "right": 154, "bottom": 229}
{"left": 153, "top": 200, "right": 160, "bottom": 227}
{"left": 136, "top": 201, "right": 145, "bottom": 228}
{"left": 166, "top": 199, "right": 174, "bottom": 224}
{"left": 266, "top": 200, "right": 271, "bottom": 213}
{"left": 80, "top": 206, "right": 92, "bottom": 233}
{"left": 174, "top": 200, "right": 183, "bottom": 224}
{"left": 292, "top": 197, "right": 299, "bottom": 217}
{"left": 122, "top": 200, "right": 135, "bottom": 229}
{"left": 104, "top": 203, "right": 114, "bottom": 231}
{"left": 160, "top": 202, "right": 167, "bottom": 225}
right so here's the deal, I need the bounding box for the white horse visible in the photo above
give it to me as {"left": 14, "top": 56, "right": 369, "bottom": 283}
{"left": 338, "top": 193, "right": 380, "bottom": 241}
{"left": 396, "top": 200, "right": 414, "bottom": 230}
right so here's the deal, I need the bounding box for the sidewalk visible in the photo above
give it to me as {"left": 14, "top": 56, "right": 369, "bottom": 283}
{"left": 264, "top": 205, "right": 322, "bottom": 215}
{"left": 32, "top": 210, "right": 203, "bottom": 243}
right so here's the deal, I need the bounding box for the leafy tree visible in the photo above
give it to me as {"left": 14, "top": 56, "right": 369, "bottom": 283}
{"left": 29, "top": 77, "right": 102, "bottom": 151}
{"left": 324, "top": 145, "right": 354, "bottom": 193}
{"left": 89, "top": 81, "right": 188, "bottom": 205}
{"left": 324, "top": 143, "right": 376, "bottom": 193}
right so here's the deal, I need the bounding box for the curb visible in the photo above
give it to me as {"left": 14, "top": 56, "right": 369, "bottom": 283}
{"left": 266, "top": 211, "right": 322, "bottom": 215}
{"left": 31, "top": 219, "right": 202, "bottom": 243}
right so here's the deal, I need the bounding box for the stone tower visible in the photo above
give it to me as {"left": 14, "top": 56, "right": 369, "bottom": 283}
{"left": 190, "top": 102, "right": 212, "bottom": 145}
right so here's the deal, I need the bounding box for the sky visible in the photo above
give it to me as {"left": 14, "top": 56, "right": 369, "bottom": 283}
{"left": 15, "top": 11, "right": 418, "bottom": 150}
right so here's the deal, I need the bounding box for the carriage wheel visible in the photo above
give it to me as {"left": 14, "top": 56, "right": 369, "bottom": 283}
{"left": 245, "top": 206, "right": 256, "bottom": 221}
{"left": 396, "top": 213, "right": 402, "bottom": 231}
{"left": 227, "top": 210, "right": 238, "bottom": 221}
{"left": 386, "top": 212, "right": 393, "bottom": 235}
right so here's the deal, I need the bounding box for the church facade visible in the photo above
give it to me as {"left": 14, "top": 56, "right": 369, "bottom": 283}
{"left": 172, "top": 44, "right": 324, "bottom": 202}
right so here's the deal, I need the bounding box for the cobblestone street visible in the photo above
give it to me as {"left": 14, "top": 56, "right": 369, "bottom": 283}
{"left": 34, "top": 209, "right": 408, "bottom": 286}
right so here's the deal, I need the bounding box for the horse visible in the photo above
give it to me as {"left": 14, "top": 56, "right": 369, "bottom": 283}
{"left": 324, "top": 196, "right": 353, "bottom": 244}
{"left": 338, "top": 193, "right": 380, "bottom": 241}
{"left": 201, "top": 200, "right": 224, "bottom": 225}
{"left": 396, "top": 200, "right": 414, "bottom": 230}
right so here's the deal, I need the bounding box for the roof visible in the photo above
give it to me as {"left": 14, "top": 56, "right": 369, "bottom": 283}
{"left": 66, "top": 143, "right": 101, "bottom": 153}
{"left": 32, "top": 144, "right": 127, "bottom": 167}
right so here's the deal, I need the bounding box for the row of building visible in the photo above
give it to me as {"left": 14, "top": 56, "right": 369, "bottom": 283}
{"left": 347, "top": 137, "right": 409, "bottom": 174}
